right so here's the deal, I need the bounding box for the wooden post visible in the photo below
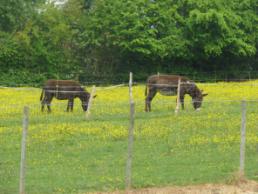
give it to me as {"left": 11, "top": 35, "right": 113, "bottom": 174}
{"left": 85, "top": 85, "right": 96, "bottom": 119}
{"left": 126, "top": 72, "right": 135, "bottom": 189}
{"left": 239, "top": 100, "right": 247, "bottom": 176}
{"left": 175, "top": 78, "right": 181, "bottom": 114}
{"left": 19, "top": 106, "right": 29, "bottom": 194}
{"left": 129, "top": 72, "right": 133, "bottom": 102}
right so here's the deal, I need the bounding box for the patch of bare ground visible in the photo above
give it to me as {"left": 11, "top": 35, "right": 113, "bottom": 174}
{"left": 89, "top": 180, "right": 258, "bottom": 194}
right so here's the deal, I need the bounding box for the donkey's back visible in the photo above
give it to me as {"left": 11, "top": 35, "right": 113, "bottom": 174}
{"left": 147, "top": 74, "right": 189, "bottom": 85}
{"left": 146, "top": 75, "right": 191, "bottom": 93}
{"left": 43, "top": 79, "right": 82, "bottom": 88}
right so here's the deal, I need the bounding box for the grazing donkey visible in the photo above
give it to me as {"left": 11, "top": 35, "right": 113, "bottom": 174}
{"left": 40, "top": 79, "right": 95, "bottom": 113}
{"left": 145, "top": 74, "right": 208, "bottom": 112}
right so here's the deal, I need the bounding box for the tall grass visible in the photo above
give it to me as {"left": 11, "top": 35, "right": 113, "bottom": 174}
{"left": 0, "top": 82, "right": 258, "bottom": 193}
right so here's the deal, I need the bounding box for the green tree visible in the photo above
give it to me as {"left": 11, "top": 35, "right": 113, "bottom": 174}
{"left": 185, "top": 0, "right": 257, "bottom": 71}
{"left": 0, "top": 0, "right": 257, "bottom": 85}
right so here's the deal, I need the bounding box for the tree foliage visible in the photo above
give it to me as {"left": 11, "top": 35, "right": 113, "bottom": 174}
{"left": 0, "top": 0, "right": 257, "bottom": 84}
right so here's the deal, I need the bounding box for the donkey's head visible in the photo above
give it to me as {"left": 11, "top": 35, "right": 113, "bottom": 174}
{"left": 79, "top": 91, "right": 97, "bottom": 111}
{"left": 80, "top": 92, "right": 90, "bottom": 111}
{"left": 192, "top": 89, "right": 208, "bottom": 111}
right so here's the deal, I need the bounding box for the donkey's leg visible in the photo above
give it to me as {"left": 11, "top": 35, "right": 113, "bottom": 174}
{"left": 70, "top": 99, "right": 74, "bottom": 112}
{"left": 180, "top": 95, "right": 185, "bottom": 110}
{"left": 145, "top": 97, "right": 149, "bottom": 112}
{"left": 41, "top": 98, "right": 45, "bottom": 112}
{"left": 41, "top": 95, "right": 48, "bottom": 112}
{"left": 46, "top": 95, "right": 54, "bottom": 113}
{"left": 145, "top": 89, "right": 157, "bottom": 112}
{"left": 67, "top": 99, "right": 74, "bottom": 112}
{"left": 67, "top": 100, "right": 71, "bottom": 112}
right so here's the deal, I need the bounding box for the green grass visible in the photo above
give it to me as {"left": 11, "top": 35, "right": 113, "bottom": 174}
{"left": 0, "top": 85, "right": 258, "bottom": 193}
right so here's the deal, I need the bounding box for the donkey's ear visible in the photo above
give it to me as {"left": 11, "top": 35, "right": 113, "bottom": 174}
{"left": 202, "top": 93, "right": 208, "bottom": 97}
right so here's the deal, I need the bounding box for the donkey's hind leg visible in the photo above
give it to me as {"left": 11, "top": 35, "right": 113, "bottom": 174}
{"left": 45, "top": 95, "right": 54, "bottom": 113}
{"left": 41, "top": 96, "right": 47, "bottom": 112}
{"left": 145, "top": 89, "right": 157, "bottom": 112}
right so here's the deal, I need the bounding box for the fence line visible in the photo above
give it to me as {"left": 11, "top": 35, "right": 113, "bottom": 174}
{"left": 240, "top": 100, "right": 247, "bottom": 176}
{"left": 3, "top": 82, "right": 258, "bottom": 93}
{"left": 19, "top": 106, "right": 29, "bottom": 194}
{"left": 85, "top": 85, "right": 96, "bottom": 119}
{"left": 125, "top": 72, "right": 135, "bottom": 189}
{"left": 175, "top": 78, "right": 181, "bottom": 114}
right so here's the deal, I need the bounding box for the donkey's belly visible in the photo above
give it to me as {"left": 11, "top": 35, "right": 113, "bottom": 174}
{"left": 56, "top": 96, "right": 69, "bottom": 100}
{"left": 55, "top": 92, "right": 75, "bottom": 100}
{"left": 158, "top": 88, "right": 177, "bottom": 96}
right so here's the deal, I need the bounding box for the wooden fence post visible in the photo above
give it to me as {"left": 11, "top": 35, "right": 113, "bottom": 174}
{"left": 129, "top": 72, "right": 133, "bottom": 102}
{"left": 125, "top": 72, "right": 135, "bottom": 189}
{"left": 19, "top": 106, "right": 29, "bottom": 194}
{"left": 239, "top": 100, "right": 247, "bottom": 176}
{"left": 175, "top": 78, "right": 181, "bottom": 114}
{"left": 85, "top": 85, "right": 96, "bottom": 119}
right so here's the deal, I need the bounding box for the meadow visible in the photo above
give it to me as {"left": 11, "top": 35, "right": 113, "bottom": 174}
{"left": 0, "top": 81, "right": 258, "bottom": 194}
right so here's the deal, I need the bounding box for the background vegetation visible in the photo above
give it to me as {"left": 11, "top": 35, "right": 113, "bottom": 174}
{"left": 0, "top": 0, "right": 257, "bottom": 85}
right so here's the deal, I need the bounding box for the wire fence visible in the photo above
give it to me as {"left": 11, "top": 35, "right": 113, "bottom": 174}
{"left": 2, "top": 69, "right": 258, "bottom": 87}
{"left": 1, "top": 78, "right": 258, "bottom": 193}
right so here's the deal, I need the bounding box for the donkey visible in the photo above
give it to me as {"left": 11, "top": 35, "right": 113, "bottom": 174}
{"left": 145, "top": 74, "right": 208, "bottom": 112}
{"left": 40, "top": 79, "right": 95, "bottom": 113}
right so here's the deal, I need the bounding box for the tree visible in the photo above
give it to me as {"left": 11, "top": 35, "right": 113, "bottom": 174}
{"left": 184, "top": 0, "right": 257, "bottom": 70}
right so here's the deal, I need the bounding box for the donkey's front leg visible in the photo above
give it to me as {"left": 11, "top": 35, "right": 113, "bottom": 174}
{"left": 66, "top": 101, "right": 70, "bottom": 112}
{"left": 70, "top": 99, "right": 74, "bottom": 112}
{"left": 180, "top": 95, "right": 185, "bottom": 110}
{"left": 41, "top": 99, "right": 45, "bottom": 112}
{"left": 145, "top": 98, "right": 151, "bottom": 112}
{"left": 47, "top": 103, "right": 51, "bottom": 113}
{"left": 67, "top": 99, "right": 74, "bottom": 112}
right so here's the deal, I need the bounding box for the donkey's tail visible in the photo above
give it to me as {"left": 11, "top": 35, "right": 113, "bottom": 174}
{"left": 40, "top": 89, "right": 44, "bottom": 101}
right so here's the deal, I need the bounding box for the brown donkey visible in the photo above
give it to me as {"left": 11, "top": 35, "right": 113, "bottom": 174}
{"left": 145, "top": 74, "right": 208, "bottom": 112}
{"left": 40, "top": 80, "right": 95, "bottom": 113}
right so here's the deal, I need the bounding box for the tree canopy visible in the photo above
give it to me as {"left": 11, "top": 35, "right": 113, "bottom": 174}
{"left": 0, "top": 0, "right": 257, "bottom": 85}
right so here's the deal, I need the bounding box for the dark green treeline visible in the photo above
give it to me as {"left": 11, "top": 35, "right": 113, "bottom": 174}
{"left": 0, "top": 0, "right": 257, "bottom": 85}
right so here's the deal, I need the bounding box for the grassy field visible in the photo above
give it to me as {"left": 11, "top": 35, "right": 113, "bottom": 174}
{"left": 0, "top": 81, "right": 258, "bottom": 194}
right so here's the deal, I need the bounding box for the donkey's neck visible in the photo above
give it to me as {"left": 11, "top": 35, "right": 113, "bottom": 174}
{"left": 184, "top": 83, "right": 201, "bottom": 98}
